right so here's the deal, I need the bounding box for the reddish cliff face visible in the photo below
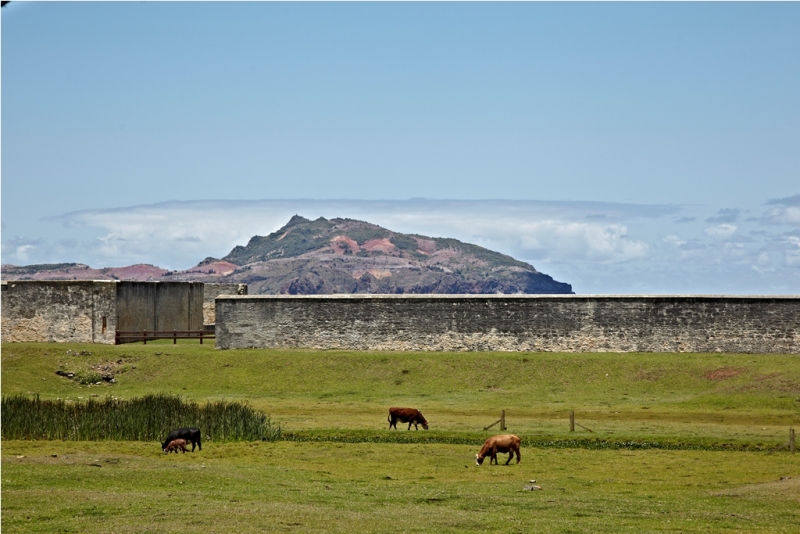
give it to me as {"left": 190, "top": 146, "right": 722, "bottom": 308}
{"left": 2, "top": 216, "right": 574, "bottom": 295}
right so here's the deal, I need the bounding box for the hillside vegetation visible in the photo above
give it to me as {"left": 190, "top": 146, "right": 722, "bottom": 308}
{"left": 218, "top": 215, "right": 572, "bottom": 294}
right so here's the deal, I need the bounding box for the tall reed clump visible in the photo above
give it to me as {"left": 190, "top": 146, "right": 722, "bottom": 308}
{"left": 1, "top": 393, "right": 281, "bottom": 442}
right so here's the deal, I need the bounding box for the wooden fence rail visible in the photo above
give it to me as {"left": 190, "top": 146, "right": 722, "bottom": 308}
{"left": 115, "top": 330, "right": 214, "bottom": 345}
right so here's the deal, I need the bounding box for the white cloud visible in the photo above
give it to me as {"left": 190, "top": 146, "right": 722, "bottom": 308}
{"left": 762, "top": 206, "right": 800, "bottom": 226}
{"left": 785, "top": 236, "right": 800, "bottom": 267}
{"left": 761, "top": 194, "right": 800, "bottom": 226}
{"left": 663, "top": 235, "right": 685, "bottom": 247}
{"left": 704, "top": 224, "right": 738, "bottom": 239}
{"left": 32, "top": 199, "right": 657, "bottom": 269}
{"left": 3, "top": 198, "right": 797, "bottom": 294}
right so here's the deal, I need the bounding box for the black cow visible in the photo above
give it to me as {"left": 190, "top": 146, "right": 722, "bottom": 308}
{"left": 161, "top": 428, "right": 202, "bottom": 452}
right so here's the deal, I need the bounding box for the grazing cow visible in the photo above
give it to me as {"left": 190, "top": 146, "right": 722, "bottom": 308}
{"left": 161, "top": 428, "right": 202, "bottom": 452}
{"left": 476, "top": 434, "right": 521, "bottom": 465}
{"left": 388, "top": 407, "right": 429, "bottom": 430}
{"left": 164, "top": 438, "right": 188, "bottom": 454}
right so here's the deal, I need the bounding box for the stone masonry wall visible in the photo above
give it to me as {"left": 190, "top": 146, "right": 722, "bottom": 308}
{"left": 202, "top": 283, "right": 247, "bottom": 325}
{"left": 215, "top": 295, "right": 800, "bottom": 353}
{"left": 1, "top": 281, "right": 118, "bottom": 344}
{"left": 2, "top": 280, "right": 206, "bottom": 344}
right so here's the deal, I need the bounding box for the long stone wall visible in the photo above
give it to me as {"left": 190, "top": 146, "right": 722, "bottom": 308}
{"left": 215, "top": 295, "right": 800, "bottom": 353}
{"left": 1, "top": 281, "right": 117, "bottom": 343}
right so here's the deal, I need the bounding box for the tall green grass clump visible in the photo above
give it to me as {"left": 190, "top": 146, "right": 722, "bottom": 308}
{"left": 1, "top": 393, "right": 281, "bottom": 442}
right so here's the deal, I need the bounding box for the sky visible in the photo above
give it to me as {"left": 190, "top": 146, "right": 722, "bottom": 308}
{"left": 2, "top": 2, "right": 799, "bottom": 294}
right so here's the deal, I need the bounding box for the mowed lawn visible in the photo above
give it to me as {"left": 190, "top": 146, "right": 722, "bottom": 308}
{"left": 2, "top": 342, "right": 800, "bottom": 532}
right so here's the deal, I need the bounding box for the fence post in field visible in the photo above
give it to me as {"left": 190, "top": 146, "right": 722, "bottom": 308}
{"left": 143, "top": 330, "right": 147, "bottom": 345}
{"left": 570, "top": 410, "right": 575, "bottom": 432}
{"left": 173, "top": 330, "right": 177, "bottom": 344}
{"left": 483, "top": 411, "right": 506, "bottom": 431}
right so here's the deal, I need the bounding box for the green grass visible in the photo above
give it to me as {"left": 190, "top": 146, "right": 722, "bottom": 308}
{"left": 2, "top": 343, "right": 800, "bottom": 532}
{"left": 3, "top": 343, "right": 798, "bottom": 446}
{"left": 3, "top": 440, "right": 798, "bottom": 533}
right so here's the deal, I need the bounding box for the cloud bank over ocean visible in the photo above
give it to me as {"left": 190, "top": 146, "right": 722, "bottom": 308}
{"left": 3, "top": 197, "right": 798, "bottom": 295}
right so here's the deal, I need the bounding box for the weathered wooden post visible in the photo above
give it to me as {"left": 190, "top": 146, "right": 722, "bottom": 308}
{"left": 483, "top": 410, "right": 506, "bottom": 431}
{"left": 570, "top": 410, "right": 575, "bottom": 432}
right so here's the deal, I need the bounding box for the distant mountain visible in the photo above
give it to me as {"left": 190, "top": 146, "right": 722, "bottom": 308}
{"left": 1, "top": 216, "right": 573, "bottom": 295}
{"left": 0, "top": 262, "right": 170, "bottom": 281}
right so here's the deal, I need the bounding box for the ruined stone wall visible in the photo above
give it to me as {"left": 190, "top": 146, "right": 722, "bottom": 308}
{"left": 1, "top": 281, "right": 118, "bottom": 343}
{"left": 215, "top": 295, "right": 800, "bottom": 353}
{"left": 202, "top": 283, "right": 247, "bottom": 325}
{"left": 2, "top": 280, "right": 206, "bottom": 344}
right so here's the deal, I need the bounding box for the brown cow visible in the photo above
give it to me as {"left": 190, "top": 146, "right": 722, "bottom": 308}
{"left": 164, "top": 438, "right": 188, "bottom": 454}
{"left": 388, "top": 407, "right": 429, "bottom": 430}
{"left": 476, "top": 434, "right": 521, "bottom": 465}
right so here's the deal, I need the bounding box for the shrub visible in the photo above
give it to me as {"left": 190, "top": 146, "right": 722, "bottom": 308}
{"left": 1, "top": 393, "right": 281, "bottom": 442}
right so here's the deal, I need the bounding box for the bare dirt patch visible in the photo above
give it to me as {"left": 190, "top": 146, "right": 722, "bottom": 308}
{"left": 330, "top": 236, "right": 360, "bottom": 255}
{"left": 753, "top": 372, "right": 783, "bottom": 382}
{"left": 55, "top": 357, "right": 134, "bottom": 385}
{"left": 704, "top": 367, "right": 743, "bottom": 381}
{"left": 713, "top": 476, "right": 800, "bottom": 503}
{"left": 634, "top": 368, "right": 666, "bottom": 381}
{"left": 361, "top": 238, "right": 396, "bottom": 254}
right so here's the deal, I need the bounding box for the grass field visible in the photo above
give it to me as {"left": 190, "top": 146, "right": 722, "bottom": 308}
{"left": 2, "top": 342, "right": 800, "bottom": 532}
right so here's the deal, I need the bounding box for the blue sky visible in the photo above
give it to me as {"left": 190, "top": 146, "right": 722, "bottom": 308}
{"left": 2, "top": 2, "right": 799, "bottom": 294}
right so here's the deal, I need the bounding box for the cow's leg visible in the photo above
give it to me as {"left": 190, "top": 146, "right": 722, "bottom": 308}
{"left": 407, "top": 421, "right": 412, "bottom": 430}
{"left": 515, "top": 447, "right": 521, "bottom": 464}
{"left": 505, "top": 451, "right": 513, "bottom": 465}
